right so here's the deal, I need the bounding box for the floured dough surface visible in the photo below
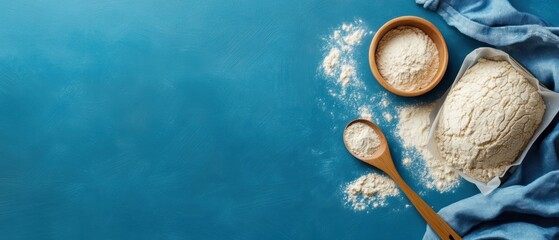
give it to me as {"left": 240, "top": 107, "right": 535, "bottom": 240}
{"left": 435, "top": 58, "right": 545, "bottom": 182}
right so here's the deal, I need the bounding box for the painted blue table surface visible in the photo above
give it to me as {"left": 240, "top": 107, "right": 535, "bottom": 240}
{"left": 0, "top": 1, "right": 557, "bottom": 239}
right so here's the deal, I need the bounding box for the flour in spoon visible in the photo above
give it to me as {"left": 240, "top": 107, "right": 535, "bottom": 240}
{"left": 343, "top": 122, "right": 401, "bottom": 211}
{"left": 344, "top": 122, "right": 381, "bottom": 158}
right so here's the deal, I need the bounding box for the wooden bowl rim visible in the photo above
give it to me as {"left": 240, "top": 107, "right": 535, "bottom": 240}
{"left": 369, "top": 16, "right": 449, "bottom": 97}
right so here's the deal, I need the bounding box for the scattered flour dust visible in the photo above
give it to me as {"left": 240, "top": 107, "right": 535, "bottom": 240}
{"left": 357, "top": 93, "right": 392, "bottom": 124}
{"left": 323, "top": 48, "right": 341, "bottom": 77}
{"left": 402, "top": 157, "right": 412, "bottom": 167}
{"left": 317, "top": 21, "right": 404, "bottom": 211}
{"left": 344, "top": 172, "right": 400, "bottom": 211}
{"left": 321, "top": 20, "right": 370, "bottom": 96}
{"left": 396, "top": 104, "right": 460, "bottom": 192}
{"left": 358, "top": 106, "right": 373, "bottom": 121}
{"left": 383, "top": 112, "right": 393, "bottom": 123}
{"left": 381, "top": 99, "right": 389, "bottom": 107}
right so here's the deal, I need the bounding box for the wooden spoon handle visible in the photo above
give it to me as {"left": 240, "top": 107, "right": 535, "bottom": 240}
{"left": 387, "top": 170, "right": 462, "bottom": 240}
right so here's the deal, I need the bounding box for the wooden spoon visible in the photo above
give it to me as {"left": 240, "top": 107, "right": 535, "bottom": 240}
{"left": 343, "top": 119, "right": 461, "bottom": 240}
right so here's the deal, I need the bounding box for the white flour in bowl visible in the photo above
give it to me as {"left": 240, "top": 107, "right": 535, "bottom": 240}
{"left": 375, "top": 26, "right": 439, "bottom": 92}
{"left": 435, "top": 58, "right": 545, "bottom": 182}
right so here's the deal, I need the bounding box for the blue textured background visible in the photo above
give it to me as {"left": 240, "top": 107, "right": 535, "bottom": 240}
{"left": 0, "top": 1, "right": 557, "bottom": 239}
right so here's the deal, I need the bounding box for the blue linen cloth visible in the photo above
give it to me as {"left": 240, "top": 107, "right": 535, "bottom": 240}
{"left": 415, "top": 0, "right": 559, "bottom": 239}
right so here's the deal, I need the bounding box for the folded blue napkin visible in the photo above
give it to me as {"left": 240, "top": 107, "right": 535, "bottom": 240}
{"left": 415, "top": 0, "right": 559, "bottom": 239}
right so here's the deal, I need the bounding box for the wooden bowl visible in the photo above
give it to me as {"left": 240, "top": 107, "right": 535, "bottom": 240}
{"left": 369, "top": 16, "right": 448, "bottom": 97}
